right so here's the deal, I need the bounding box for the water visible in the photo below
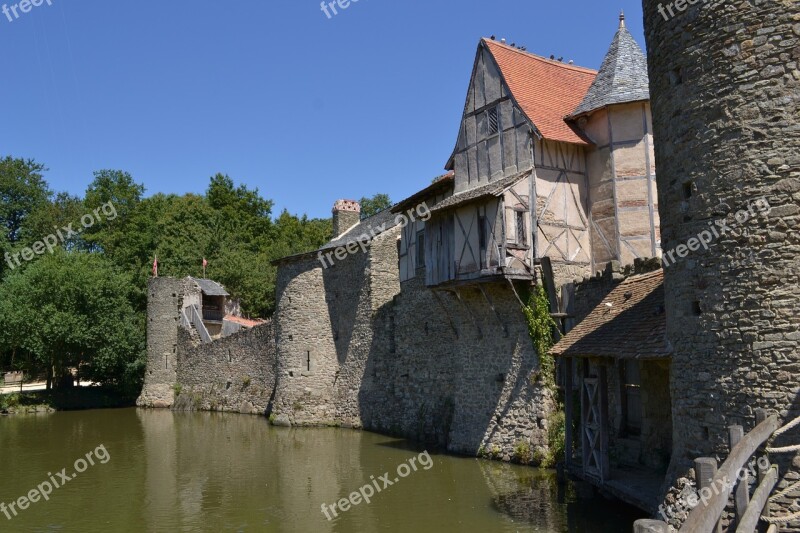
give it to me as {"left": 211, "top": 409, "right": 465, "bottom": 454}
{"left": 0, "top": 409, "right": 642, "bottom": 532}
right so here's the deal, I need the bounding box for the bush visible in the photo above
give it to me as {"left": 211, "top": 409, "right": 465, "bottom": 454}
{"left": 542, "top": 410, "right": 566, "bottom": 468}
{"left": 513, "top": 439, "right": 532, "bottom": 464}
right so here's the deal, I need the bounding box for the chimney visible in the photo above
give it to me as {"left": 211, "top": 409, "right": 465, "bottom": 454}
{"left": 332, "top": 199, "right": 361, "bottom": 237}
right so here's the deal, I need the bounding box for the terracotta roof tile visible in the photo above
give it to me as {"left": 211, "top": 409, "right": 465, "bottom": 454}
{"left": 551, "top": 270, "right": 671, "bottom": 360}
{"left": 483, "top": 39, "right": 597, "bottom": 145}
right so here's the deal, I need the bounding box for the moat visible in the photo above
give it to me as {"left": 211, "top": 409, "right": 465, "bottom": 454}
{"left": 0, "top": 409, "right": 644, "bottom": 532}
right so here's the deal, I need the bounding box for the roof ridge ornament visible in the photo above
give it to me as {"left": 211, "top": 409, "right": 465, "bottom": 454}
{"left": 619, "top": 10, "right": 625, "bottom": 28}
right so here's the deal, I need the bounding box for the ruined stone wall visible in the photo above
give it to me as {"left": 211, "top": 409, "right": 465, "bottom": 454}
{"left": 137, "top": 277, "right": 188, "bottom": 408}
{"left": 643, "top": 0, "right": 800, "bottom": 523}
{"left": 174, "top": 322, "right": 275, "bottom": 415}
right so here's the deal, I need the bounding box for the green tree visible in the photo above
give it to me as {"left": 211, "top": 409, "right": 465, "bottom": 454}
{"left": 0, "top": 251, "right": 144, "bottom": 393}
{"left": 0, "top": 157, "right": 51, "bottom": 244}
{"left": 359, "top": 193, "right": 392, "bottom": 219}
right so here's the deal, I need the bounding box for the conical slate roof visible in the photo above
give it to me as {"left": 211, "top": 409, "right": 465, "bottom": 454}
{"left": 570, "top": 14, "right": 650, "bottom": 118}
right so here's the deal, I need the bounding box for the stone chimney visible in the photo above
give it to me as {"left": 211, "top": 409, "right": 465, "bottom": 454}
{"left": 332, "top": 199, "right": 361, "bottom": 237}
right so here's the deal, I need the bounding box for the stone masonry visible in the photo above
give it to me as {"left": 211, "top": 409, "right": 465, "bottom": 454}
{"left": 643, "top": 0, "right": 800, "bottom": 524}
{"left": 137, "top": 277, "right": 276, "bottom": 415}
{"left": 173, "top": 322, "right": 275, "bottom": 415}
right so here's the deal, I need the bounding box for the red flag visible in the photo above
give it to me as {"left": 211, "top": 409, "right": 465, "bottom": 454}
{"left": 152, "top": 255, "right": 158, "bottom": 277}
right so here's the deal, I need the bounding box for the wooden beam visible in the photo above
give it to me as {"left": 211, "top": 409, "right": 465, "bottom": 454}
{"left": 432, "top": 291, "right": 459, "bottom": 339}
{"left": 736, "top": 466, "right": 778, "bottom": 533}
{"left": 729, "top": 425, "right": 749, "bottom": 525}
{"left": 478, "top": 285, "right": 508, "bottom": 336}
{"left": 453, "top": 289, "right": 482, "bottom": 339}
{"left": 683, "top": 414, "right": 780, "bottom": 533}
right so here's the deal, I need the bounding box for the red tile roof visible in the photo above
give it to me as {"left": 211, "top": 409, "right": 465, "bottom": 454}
{"left": 483, "top": 39, "right": 597, "bottom": 145}
{"left": 224, "top": 315, "right": 267, "bottom": 328}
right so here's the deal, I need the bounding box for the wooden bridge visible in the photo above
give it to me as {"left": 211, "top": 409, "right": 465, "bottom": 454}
{"left": 634, "top": 408, "right": 800, "bottom": 532}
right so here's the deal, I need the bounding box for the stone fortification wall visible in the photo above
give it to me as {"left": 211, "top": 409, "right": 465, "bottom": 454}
{"left": 173, "top": 322, "right": 275, "bottom": 415}
{"left": 272, "top": 227, "right": 555, "bottom": 462}
{"left": 137, "top": 277, "right": 189, "bottom": 408}
{"left": 643, "top": 0, "right": 800, "bottom": 523}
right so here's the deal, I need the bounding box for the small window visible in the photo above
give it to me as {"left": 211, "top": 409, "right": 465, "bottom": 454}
{"left": 416, "top": 231, "right": 425, "bottom": 269}
{"left": 515, "top": 211, "right": 527, "bottom": 246}
{"left": 488, "top": 107, "right": 499, "bottom": 135}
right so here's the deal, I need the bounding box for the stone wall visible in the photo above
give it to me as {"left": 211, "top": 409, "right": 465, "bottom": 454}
{"left": 173, "top": 322, "right": 275, "bottom": 415}
{"left": 643, "top": 0, "right": 800, "bottom": 524}
{"left": 137, "top": 277, "right": 188, "bottom": 408}
{"left": 272, "top": 225, "right": 555, "bottom": 462}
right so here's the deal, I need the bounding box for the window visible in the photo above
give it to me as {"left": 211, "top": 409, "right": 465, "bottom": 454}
{"left": 416, "top": 230, "right": 425, "bottom": 269}
{"left": 488, "top": 106, "right": 499, "bottom": 135}
{"left": 515, "top": 211, "right": 527, "bottom": 246}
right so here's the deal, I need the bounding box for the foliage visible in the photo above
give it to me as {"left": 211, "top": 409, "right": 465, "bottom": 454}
{"left": 513, "top": 439, "right": 533, "bottom": 464}
{"left": 521, "top": 285, "right": 559, "bottom": 391}
{"left": 0, "top": 157, "right": 51, "bottom": 246}
{"left": 0, "top": 156, "right": 336, "bottom": 398}
{"left": 542, "top": 410, "right": 566, "bottom": 468}
{"left": 0, "top": 251, "right": 145, "bottom": 394}
{"left": 0, "top": 393, "right": 20, "bottom": 410}
{"left": 359, "top": 193, "right": 392, "bottom": 219}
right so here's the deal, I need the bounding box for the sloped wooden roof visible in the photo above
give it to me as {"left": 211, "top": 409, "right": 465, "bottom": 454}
{"left": 430, "top": 170, "right": 532, "bottom": 214}
{"left": 483, "top": 39, "right": 597, "bottom": 145}
{"left": 551, "top": 270, "right": 671, "bottom": 360}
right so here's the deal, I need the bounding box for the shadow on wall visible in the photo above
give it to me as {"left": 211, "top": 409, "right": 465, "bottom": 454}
{"left": 358, "top": 276, "right": 553, "bottom": 460}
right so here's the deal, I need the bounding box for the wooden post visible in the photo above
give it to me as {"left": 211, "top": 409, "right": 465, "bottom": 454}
{"left": 598, "top": 364, "right": 611, "bottom": 482}
{"left": 728, "top": 424, "right": 749, "bottom": 525}
{"left": 695, "top": 457, "right": 723, "bottom": 533}
{"left": 755, "top": 408, "right": 771, "bottom": 520}
{"left": 564, "top": 357, "right": 573, "bottom": 467}
{"left": 633, "top": 519, "right": 669, "bottom": 533}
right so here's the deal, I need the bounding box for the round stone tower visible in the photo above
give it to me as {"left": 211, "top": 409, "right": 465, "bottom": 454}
{"left": 643, "top": 0, "right": 800, "bottom": 485}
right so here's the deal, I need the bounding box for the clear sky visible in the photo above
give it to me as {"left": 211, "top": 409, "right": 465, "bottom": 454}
{"left": 0, "top": 0, "right": 647, "bottom": 220}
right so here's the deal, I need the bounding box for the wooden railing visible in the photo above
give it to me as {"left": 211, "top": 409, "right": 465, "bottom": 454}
{"left": 634, "top": 408, "right": 780, "bottom": 533}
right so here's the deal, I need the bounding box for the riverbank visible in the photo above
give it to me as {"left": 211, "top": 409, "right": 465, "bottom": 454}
{"left": 0, "top": 387, "right": 137, "bottom": 415}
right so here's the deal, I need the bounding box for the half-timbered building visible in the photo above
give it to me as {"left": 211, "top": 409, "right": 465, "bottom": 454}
{"left": 397, "top": 14, "right": 658, "bottom": 290}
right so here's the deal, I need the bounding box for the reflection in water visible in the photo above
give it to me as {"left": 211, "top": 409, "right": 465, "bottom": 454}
{"left": 0, "top": 409, "right": 643, "bottom": 532}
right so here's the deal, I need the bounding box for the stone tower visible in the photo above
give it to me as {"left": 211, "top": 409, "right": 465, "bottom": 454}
{"left": 643, "top": 0, "right": 800, "bottom": 485}
{"left": 137, "top": 277, "right": 186, "bottom": 408}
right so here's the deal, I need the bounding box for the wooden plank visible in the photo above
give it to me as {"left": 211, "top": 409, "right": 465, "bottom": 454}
{"left": 478, "top": 285, "right": 508, "bottom": 336}
{"left": 540, "top": 256, "right": 560, "bottom": 313}
{"left": 695, "top": 457, "right": 723, "bottom": 533}
{"left": 755, "top": 408, "right": 772, "bottom": 520}
{"left": 736, "top": 466, "right": 778, "bottom": 533}
{"left": 683, "top": 414, "right": 780, "bottom": 533}
{"left": 598, "top": 365, "right": 610, "bottom": 482}
{"left": 453, "top": 289, "right": 482, "bottom": 339}
{"left": 729, "top": 425, "right": 750, "bottom": 525}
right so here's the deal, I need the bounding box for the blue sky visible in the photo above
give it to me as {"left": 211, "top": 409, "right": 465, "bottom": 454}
{"left": 0, "top": 0, "right": 647, "bottom": 219}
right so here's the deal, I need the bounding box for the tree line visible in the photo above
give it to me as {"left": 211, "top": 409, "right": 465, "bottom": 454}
{"left": 0, "top": 156, "right": 391, "bottom": 395}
